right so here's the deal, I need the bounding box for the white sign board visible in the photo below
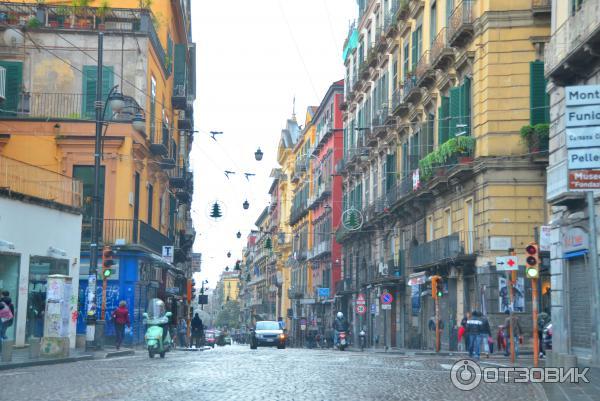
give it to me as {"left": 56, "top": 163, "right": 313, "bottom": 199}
{"left": 539, "top": 225, "right": 552, "bottom": 252}
{"left": 496, "top": 256, "right": 519, "bottom": 271}
{"left": 566, "top": 85, "right": 600, "bottom": 107}
{"left": 489, "top": 236, "right": 512, "bottom": 251}
{"left": 568, "top": 148, "right": 600, "bottom": 169}
{"left": 381, "top": 304, "right": 392, "bottom": 310}
{"left": 566, "top": 127, "right": 600, "bottom": 149}
{"left": 566, "top": 105, "right": 600, "bottom": 128}
{"left": 162, "top": 245, "right": 174, "bottom": 263}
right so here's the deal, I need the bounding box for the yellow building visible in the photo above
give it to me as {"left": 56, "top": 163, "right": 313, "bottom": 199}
{"left": 339, "top": 0, "right": 549, "bottom": 350}
{"left": 221, "top": 271, "right": 240, "bottom": 303}
{"left": 0, "top": 0, "right": 196, "bottom": 334}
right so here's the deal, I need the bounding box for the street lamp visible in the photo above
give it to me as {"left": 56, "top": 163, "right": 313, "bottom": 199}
{"left": 255, "top": 147, "right": 263, "bottom": 161}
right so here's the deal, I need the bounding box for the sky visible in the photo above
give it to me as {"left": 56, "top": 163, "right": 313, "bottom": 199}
{"left": 190, "top": 1, "right": 356, "bottom": 288}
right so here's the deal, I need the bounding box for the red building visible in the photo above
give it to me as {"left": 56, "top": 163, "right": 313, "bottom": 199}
{"left": 308, "top": 80, "right": 344, "bottom": 331}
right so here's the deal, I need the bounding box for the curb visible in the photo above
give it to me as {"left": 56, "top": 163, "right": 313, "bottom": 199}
{"left": 0, "top": 354, "right": 94, "bottom": 370}
{"left": 104, "top": 349, "right": 135, "bottom": 358}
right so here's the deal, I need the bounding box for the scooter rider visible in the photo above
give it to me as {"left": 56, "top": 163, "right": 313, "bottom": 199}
{"left": 333, "top": 312, "right": 349, "bottom": 346}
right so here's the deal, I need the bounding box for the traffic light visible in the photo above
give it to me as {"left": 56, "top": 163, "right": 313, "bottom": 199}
{"left": 525, "top": 242, "right": 540, "bottom": 279}
{"left": 101, "top": 246, "right": 115, "bottom": 279}
{"left": 431, "top": 275, "right": 443, "bottom": 299}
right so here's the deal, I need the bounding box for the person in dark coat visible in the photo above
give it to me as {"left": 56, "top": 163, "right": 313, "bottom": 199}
{"left": 0, "top": 291, "right": 14, "bottom": 336}
{"left": 111, "top": 301, "right": 130, "bottom": 350}
{"left": 191, "top": 313, "right": 204, "bottom": 348}
{"left": 466, "top": 311, "right": 483, "bottom": 360}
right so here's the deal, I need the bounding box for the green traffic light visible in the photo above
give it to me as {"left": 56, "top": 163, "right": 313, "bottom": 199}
{"left": 103, "top": 269, "right": 112, "bottom": 278}
{"left": 437, "top": 290, "right": 443, "bottom": 297}
{"left": 526, "top": 267, "right": 539, "bottom": 279}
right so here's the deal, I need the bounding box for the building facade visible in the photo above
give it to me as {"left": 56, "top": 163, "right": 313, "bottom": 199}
{"left": 339, "top": 0, "right": 550, "bottom": 350}
{"left": 0, "top": 0, "right": 196, "bottom": 344}
{"left": 545, "top": 0, "right": 600, "bottom": 367}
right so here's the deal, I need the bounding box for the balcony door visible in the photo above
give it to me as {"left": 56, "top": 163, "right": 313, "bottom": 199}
{"left": 465, "top": 199, "right": 474, "bottom": 253}
{"left": 73, "top": 165, "right": 105, "bottom": 246}
{"left": 134, "top": 172, "right": 140, "bottom": 242}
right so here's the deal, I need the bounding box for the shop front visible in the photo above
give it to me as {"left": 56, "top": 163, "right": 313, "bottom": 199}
{"left": 0, "top": 254, "right": 20, "bottom": 340}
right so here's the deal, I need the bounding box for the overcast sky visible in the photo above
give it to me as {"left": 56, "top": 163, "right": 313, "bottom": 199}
{"left": 190, "top": 1, "right": 356, "bottom": 288}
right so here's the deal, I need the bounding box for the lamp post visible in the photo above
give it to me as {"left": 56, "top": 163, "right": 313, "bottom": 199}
{"left": 86, "top": 32, "right": 145, "bottom": 350}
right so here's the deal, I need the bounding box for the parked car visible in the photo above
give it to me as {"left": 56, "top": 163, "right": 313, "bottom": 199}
{"left": 205, "top": 330, "right": 216, "bottom": 348}
{"left": 250, "top": 321, "right": 286, "bottom": 350}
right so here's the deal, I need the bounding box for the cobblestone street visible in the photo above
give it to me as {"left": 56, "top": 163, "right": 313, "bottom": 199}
{"left": 3, "top": 345, "right": 547, "bottom": 401}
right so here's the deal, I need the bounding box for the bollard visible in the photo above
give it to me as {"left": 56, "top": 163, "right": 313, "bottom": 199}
{"left": 1, "top": 340, "right": 14, "bottom": 362}
{"left": 29, "top": 338, "right": 41, "bottom": 359}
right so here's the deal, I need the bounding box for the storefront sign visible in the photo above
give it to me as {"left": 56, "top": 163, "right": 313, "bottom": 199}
{"left": 566, "top": 127, "right": 600, "bottom": 149}
{"left": 565, "top": 85, "right": 600, "bottom": 107}
{"left": 561, "top": 226, "right": 589, "bottom": 254}
{"left": 568, "top": 148, "right": 600, "bottom": 169}
{"left": 568, "top": 169, "right": 600, "bottom": 190}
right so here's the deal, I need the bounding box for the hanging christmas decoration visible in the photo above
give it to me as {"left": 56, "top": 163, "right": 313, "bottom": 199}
{"left": 234, "top": 260, "right": 241, "bottom": 270}
{"left": 206, "top": 200, "right": 226, "bottom": 221}
{"left": 254, "top": 147, "right": 263, "bottom": 161}
{"left": 264, "top": 237, "right": 272, "bottom": 250}
{"left": 243, "top": 200, "right": 250, "bottom": 210}
{"left": 236, "top": 231, "right": 242, "bottom": 239}
{"left": 225, "top": 266, "right": 229, "bottom": 272}
{"left": 227, "top": 251, "right": 231, "bottom": 258}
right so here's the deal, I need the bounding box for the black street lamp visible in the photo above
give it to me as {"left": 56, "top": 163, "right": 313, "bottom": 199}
{"left": 243, "top": 200, "right": 250, "bottom": 210}
{"left": 254, "top": 147, "right": 263, "bottom": 161}
{"left": 236, "top": 231, "right": 242, "bottom": 239}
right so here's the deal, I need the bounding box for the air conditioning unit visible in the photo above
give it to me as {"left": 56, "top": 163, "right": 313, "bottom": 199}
{"left": 0, "top": 67, "right": 5, "bottom": 102}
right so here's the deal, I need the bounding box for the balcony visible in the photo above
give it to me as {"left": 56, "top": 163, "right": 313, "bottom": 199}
{"left": 430, "top": 28, "right": 454, "bottom": 70}
{"left": 81, "top": 219, "right": 173, "bottom": 255}
{"left": 168, "top": 165, "right": 190, "bottom": 189}
{"left": 288, "top": 286, "right": 304, "bottom": 299}
{"left": 0, "top": 154, "right": 82, "bottom": 209}
{"left": 366, "top": 47, "right": 379, "bottom": 68}
{"left": 334, "top": 278, "right": 355, "bottom": 294}
{"left": 177, "top": 109, "right": 193, "bottom": 130}
{"left": 391, "top": 88, "right": 409, "bottom": 116}
{"left": 372, "top": 108, "right": 389, "bottom": 138}
{"left": 172, "top": 85, "right": 187, "bottom": 110}
{"left": 403, "top": 75, "right": 421, "bottom": 104}
{"left": 335, "top": 158, "right": 347, "bottom": 175}
{"left": 415, "top": 50, "right": 436, "bottom": 87}
{"left": 395, "top": 0, "right": 410, "bottom": 22}
{"left": 545, "top": 0, "right": 600, "bottom": 83}
{"left": 385, "top": 14, "right": 398, "bottom": 39}
{"left": 359, "top": 63, "right": 370, "bottom": 80}
{"left": 532, "top": 0, "right": 550, "bottom": 17}
{"left": 448, "top": 1, "right": 476, "bottom": 48}
{"left": 409, "top": 231, "right": 477, "bottom": 269}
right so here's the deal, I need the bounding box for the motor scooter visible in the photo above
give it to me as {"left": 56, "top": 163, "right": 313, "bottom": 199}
{"left": 337, "top": 331, "right": 348, "bottom": 351}
{"left": 143, "top": 298, "right": 174, "bottom": 358}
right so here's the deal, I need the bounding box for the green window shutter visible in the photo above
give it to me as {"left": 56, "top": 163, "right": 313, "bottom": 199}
{"left": 460, "top": 77, "right": 471, "bottom": 135}
{"left": 411, "top": 30, "right": 417, "bottom": 70}
{"left": 446, "top": 0, "right": 454, "bottom": 26}
{"left": 438, "top": 96, "right": 450, "bottom": 146}
{"left": 0, "top": 61, "right": 22, "bottom": 116}
{"left": 82, "top": 66, "right": 114, "bottom": 120}
{"left": 167, "top": 34, "right": 173, "bottom": 76}
{"left": 530, "top": 61, "right": 549, "bottom": 125}
{"left": 402, "top": 142, "right": 408, "bottom": 176}
{"left": 174, "top": 44, "right": 187, "bottom": 86}
{"left": 449, "top": 86, "right": 461, "bottom": 137}
{"left": 426, "top": 114, "right": 435, "bottom": 154}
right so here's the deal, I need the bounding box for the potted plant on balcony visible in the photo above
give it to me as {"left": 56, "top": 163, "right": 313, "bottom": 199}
{"left": 96, "top": 0, "right": 111, "bottom": 30}
{"left": 56, "top": 6, "right": 69, "bottom": 28}
{"left": 520, "top": 123, "right": 549, "bottom": 153}
{"left": 26, "top": 16, "right": 42, "bottom": 29}
{"left": 71, "top": 0, "right": 91, "bottom": 29}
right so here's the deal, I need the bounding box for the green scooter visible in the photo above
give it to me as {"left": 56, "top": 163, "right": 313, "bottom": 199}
{"left": 143, "top": 298, "right": 173, "bottom": 358}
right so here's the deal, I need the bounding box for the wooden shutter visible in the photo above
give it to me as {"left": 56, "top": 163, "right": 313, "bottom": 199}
{"left": 174, "top": 44, "right": 187, "bottom": 86}
{"left": 0, "top": 61, "right": 22, "bottom": 116}
{"left": 82, "top": 66, "right": 114, "bottom": 120}
{"left": 460, "top": 77, "right": 471, "bottom": 135}
{"left": 426, "top": 113, "right": 435, "bottom": 154}
{"left": 438, "top": 96, "right": 450, "bottom": 146}
{"left": 402, "top": 142, "right": 408, "bottom": 176}
{"left": 530, "top": 61, "right": 549, "bottom": 125}
{"left": 449, "top": 86, "right": 461, "bottom": 137}
{"left": 411, "top": 30, "right": 417, "bottom": 70}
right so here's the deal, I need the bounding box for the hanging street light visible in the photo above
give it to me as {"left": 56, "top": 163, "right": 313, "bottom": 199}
{"left": 243, "top": 200, "right": 250, "bottom": 210}
{"left": 254, "top": 147, "right": 263, "bottom": 161}
{"left": 236, "top": 231, "right": 242, "bottom": 239}
{"left": 227, "top": 251, "right": 231, "bottom": 258}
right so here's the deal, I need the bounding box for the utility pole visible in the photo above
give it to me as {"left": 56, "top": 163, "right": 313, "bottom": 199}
{"left": 508, "top": 248, "right": 516, "bottom": 363}
{"left": 86, "top": 32, "right": 104, "bottom": 350}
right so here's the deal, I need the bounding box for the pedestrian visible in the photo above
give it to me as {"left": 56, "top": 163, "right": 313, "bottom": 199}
{"left": 480, "top": 314, "right": 492, "bottom": 357}
{"left": 191, "top": 313, "right": 204, "bottom": 348}
{"left": 537, "top": 312, "right": 550, "bottom": 358}
{"left": 460, "top": 312, "right": 471, "bottom": 352}
{"left": 0, "top": 301, "right": 13, "bottom": 340}
{"left": 177, "top": 317, "right": 188, "bottom": 348}
{"left": 0, "top": 291, "right": 14, "bottom": 338}
{"left": 111, "top": 300, "right": 130, "bottom": 350}
{"left": 466, "top": 310, "right": 483, "bottom": 360}
{"left": 497, "top": 325, "right": 506, "bottom": 352}
{"left": 503, "top": 310, "right": 523, "bottom": 358}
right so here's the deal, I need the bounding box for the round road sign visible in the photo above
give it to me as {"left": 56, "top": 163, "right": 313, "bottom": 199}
{"left": 355, "top": 304, "right": 366, "bottom": 315}
{"left": 381, "top": 292, "right": 393, "bottom": 305}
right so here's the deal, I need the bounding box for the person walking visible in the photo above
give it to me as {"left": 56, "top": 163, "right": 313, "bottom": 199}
{"left": 466, "top": 311, "right": 483, "bottom": 360}
{"left": 0, "top": 291, "right": 14, "bottom": 339}
{"left": 480, "top": 314, "right": 493, "bottom": 357}
{"left": 191, "top": 313, "right": 204, "bottom": 348}
{"left": 111, "top": 301, "right": 130, "bottom": 350}
{"left": 460, "top": 312, "right": 471, "bottom": 353}
{"left": 503, "top": 310, "right": 523, "bottom": 358}
{"left": 537, "top": 312, "right": 550, "bottom": 358}
{"left": 177, "top": 318, "right": 188, "bottom": 348}
{"left": 0, "top": 301, "right": 13, "bottom": 340}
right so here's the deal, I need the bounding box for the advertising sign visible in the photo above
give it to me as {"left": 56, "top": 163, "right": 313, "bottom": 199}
{"left": 539, "top": 225, "right": 552, "bottom": 252}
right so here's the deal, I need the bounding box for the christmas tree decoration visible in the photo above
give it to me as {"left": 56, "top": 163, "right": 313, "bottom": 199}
{"left": 206, "top": 200, "right": 226, "bottom": 221}
{"left": 342, "top": 208, "right": 363, "bottom": 231}
{"left": 243, "top": 200, "right": 250, "bottom": 210}
{"left": 210, "top": 202, "right": 222, "bottom": 218}
{"left": 264, "top": 237, "right": 272, "bottom": 250}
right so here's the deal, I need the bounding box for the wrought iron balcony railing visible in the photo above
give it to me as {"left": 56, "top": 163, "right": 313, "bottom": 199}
{"left": 448, "top": 0, "right": 476, "bottom": 47}
{"left": 0, "top": 154, "right": 82, "bottom": 208}
{"left": 409, "top": 231, "right": 478, "bottom": 268}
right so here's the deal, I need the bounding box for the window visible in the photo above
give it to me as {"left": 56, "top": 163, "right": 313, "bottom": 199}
{"left": 150, "top": 76, "right": 157, "bottom": 142}
{"left": 73, "top": 165, "right": 105, "bottom": 245}
{"left": 572, "top": 0, "right": 585, "bottom": 15}
{"left": 430, "top": 2, "right": 437, "bottom": 46}
{"left": 444, "top": 208, "right": 452, "bottom": 236}
{"left": 449, "top": 78, "right": 471, "bottom": 137}
{"left": 147, "top": 183, "right": 154, "bottom": 226}
{"left": 0, "top": 61, "right": 22, "bottom": 116}
{"left": 392, "top": 55, "right": 399, "bottom": 92}
{"left": 411, "top": 25, "right": 422, "bottom": 70}
{"left": 82, "top": 66, "right": 114, "bottom": 119}
{"left": 438, "top": 96, "right": 450, "bottom": 146}
{"left": 530, "top": 61, "right": 550, "bottom": 125}
{"left": 403, "top": 42, "right": 410, "bottom": 79}
{"left": 427, "top": 215, "right": 434, "bottom": 242}
{"left": 446, "top": 0, "right": 454, "bottom": 26}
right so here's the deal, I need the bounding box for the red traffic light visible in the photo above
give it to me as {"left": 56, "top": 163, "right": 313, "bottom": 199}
{"left": 526, "top": 244, "right": 537, "bottom": 255}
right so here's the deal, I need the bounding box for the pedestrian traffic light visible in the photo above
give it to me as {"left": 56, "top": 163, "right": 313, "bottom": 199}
{"left": 525, "top": 243, "right": 540, "bottom": 279}
{"left": 101, "top": 246, "right": 115, "bottom": 279}
{"left": 431, "top": 275, "right": 443, "bottom": 299}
